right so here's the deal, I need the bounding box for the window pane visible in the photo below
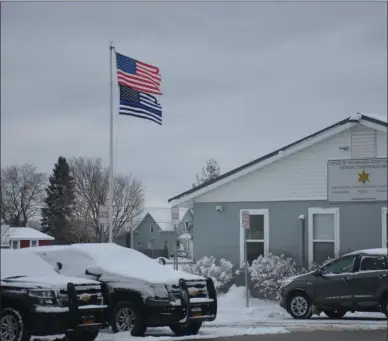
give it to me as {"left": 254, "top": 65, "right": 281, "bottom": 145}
{"left": 359, "top": 256, "right": 387, "bottom": 271}
{"left": 246, "top": 242, "right": 264, "bottom": 265}
{"left": 313, "top": 213, "right": 334, "bottom": 240}
{"left": 313, "top": 242, "right": 334, "bottom": 264}
{"left": 323, "top": 255, "right": 356, "bottom": 274}
{"left": 247, "top": 215, "right": 264, "bottom": 240}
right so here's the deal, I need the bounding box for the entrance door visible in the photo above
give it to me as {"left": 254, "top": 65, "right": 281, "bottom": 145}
{"left": 239, "top": 209, "right": 269, "bottom": 268}
{"left": 382, "top": 207, "right": 387, "bottom": 248}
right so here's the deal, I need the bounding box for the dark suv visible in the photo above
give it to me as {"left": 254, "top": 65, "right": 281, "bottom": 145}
{"left": 279, "top": 248, "right": 388, "bottom": 319}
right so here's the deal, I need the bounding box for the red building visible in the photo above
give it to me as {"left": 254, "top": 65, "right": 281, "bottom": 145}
{"left": 1, "top": 226, "right": 55, "bottom": 249}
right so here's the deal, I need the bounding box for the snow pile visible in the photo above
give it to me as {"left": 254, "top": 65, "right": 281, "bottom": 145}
{"left": 249, "top": 253, "right": 300, "bottom": 300}
{"left": 183, "top": 256, "right": 234, "bottom": 291}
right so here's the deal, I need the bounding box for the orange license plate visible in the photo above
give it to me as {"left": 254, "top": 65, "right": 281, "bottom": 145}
{"left": 85, "top": 319, "right": 94, "bottom": 325}
{"left": 194, "top": 312, "right": 201, "bottom": 317}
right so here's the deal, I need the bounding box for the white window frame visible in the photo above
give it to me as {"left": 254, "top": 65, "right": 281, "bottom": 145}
{"left": 239, "top": 209, "right": 269, "bottom": 268}
{"left": 382, "top": 207, "right": 387, "bottom": 248}
{"left": 11, "top": 240, "right": 20, "bottom": 249}
{"left": 30, "top": 240, "right": 38, "bottom": 247}
{"left": 308, "top": 207, "right": 340, "bottom": 266}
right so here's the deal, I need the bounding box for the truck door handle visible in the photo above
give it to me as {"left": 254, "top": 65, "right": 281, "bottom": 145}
{"left": 378, "top": 274, "right": 387, "bottom": 279}
{"left": 342, "top": 276, "right": 351, "bottom": 281}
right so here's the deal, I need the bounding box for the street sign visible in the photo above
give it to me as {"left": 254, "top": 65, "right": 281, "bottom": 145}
{"left": 171, "top": 207, "right": 180, "bottom": 225}
{"left": 242, "top": 210, "right": 250, "bottom": 230}
{"left": 98, "top": 205, "right": 109, "bottom": 225}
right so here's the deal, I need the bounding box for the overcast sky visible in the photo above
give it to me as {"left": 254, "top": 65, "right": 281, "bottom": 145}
{"left": 1, "top": 2, "right": 386, "bottom": 207}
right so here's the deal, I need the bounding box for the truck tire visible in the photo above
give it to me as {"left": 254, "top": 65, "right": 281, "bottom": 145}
{"left": 0, "top": 307, "right": 30, "bottom": 341}
{"left": 111, "top": 301, "right": 146, "bottom": 336}
{"left": 66, "top": 329, "right": 99, "bottom": 341}
{"left": 170, "top": 321, "right": 202, "bottom": 336}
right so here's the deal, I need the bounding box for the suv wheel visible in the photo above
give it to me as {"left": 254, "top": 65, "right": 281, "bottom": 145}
{"left": 66, "top": 329, "right": 99, "bottom": 341}
{"left": 381, "top": 294, "right": 388, "bottom": 318}
{"left": 0, "top": 308, "right": 29, "bottom": 341}
{"left": 287, "top": 292, "right": 313, "bottom": 319}
{"left": 323, "top": 308, "right": 347, "bottom": 319}
{"left": 111, "top": 301, "right": 146, "bottom": 336}
{"left": 170, "top": 322, "right": 202, "bottom": 336}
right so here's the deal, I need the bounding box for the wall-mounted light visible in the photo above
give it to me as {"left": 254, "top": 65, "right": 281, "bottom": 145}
{"left": 298, "top": 214, "right": 305, "bottom": 220}
{"left": 216, "top": 205, "right": 224, "bottom": 212}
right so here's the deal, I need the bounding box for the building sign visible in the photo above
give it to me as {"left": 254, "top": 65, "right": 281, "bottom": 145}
{"left": 327, "top": 158, "right": 387, "bottom": 202}
{"left": 241, "top": 210, "right": 250, "bottom": 230}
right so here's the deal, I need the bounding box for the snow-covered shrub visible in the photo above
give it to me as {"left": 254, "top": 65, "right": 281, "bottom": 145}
{"left": 182, "top": 256, "right": 234, "bottom": 291}
{"left": 249, "top": 253, "right": 301, "bottom": 301}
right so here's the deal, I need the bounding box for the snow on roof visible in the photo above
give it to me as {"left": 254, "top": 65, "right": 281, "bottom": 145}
{"left": 134, "top": 207, "right": 189, "bottom": 232}
{"left": 362, "top": 114, "right": 387, "bottom": 123}
{"left": 177, "top": 233, "right": 192, "bottom": 240}
{"left": 348, "top": 248, "right": 388, "bottom": 256}
{"left": 1, "top": 225, "right": 54, "bottom": 243}
{"left": 34, "top": 243, "right": 203, "bottom": 284}
{"left": 1, "top": 249, "right": 57, "bottom": 279}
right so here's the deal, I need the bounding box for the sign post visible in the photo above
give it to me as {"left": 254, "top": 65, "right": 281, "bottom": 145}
{"left": 241, "top": 210, "right": 250, "bottom": 308}
{"left": 171, "top": 207, "right": 180, "bottom": 270}
{"left": 98, "top": 205, "right": 109, "bottom": 243}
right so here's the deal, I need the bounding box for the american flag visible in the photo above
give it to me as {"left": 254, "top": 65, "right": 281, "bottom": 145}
{"left": 118, "top": 85, "right": 162, "bottom": 125}
{"left": 116, "top": 52, "right": 162, "bottom": 95}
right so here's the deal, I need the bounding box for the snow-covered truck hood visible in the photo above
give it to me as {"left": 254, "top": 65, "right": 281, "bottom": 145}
{"left": 90, "top": 263, "right": 205, "bottom": 286}
{"left": 1, "top": 274, "right": 100, "bottom": 291}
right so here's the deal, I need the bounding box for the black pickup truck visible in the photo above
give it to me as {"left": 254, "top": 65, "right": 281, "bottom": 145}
{"left": 0, "top": 249, "right": 110, "bottom": 341}
{"left": 24, "top": 243, "right": 218, "bottom": 336}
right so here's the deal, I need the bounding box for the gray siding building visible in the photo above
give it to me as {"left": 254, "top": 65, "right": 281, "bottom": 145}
{"left": 168, "top": 114, "right": 388, "bottom": 268}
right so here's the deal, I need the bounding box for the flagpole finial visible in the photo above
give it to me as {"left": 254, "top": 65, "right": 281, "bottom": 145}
{"left": 110, "top": 41, "right": 115, "bottom": 50}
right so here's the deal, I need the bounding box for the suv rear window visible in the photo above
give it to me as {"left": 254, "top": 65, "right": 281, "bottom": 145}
{"left": 359, "top": 256, "right": 387, "bottom": 271}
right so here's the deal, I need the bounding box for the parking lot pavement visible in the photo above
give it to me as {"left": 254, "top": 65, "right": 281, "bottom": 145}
{"left": 191, "top": 329, "right": 388, "bottom": 341}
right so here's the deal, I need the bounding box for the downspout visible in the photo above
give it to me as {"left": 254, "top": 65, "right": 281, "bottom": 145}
{"left": 298, "top": 214, "right": 305, "bottom": 267}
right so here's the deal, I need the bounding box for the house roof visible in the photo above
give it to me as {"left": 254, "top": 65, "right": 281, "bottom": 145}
{"left": 168, "top": 113, "right": 387, "bottom": 204}
{"left": 1, "top": 225, "right": 55, "bottom": 245}
{"left": 133, "top": 207, "right": 189, "bottom": 232}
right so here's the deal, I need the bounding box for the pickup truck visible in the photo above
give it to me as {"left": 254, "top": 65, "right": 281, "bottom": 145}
{"left": 23, "top": 243, "right": 217, "bottom": 336}
{"left": 0, "top": 249, "right": 109, "bottom": 341}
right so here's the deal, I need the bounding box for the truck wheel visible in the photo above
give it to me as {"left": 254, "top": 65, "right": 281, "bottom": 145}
{"left": 323, "top": 308, "right": 347, "bottom": 319}
{"left": 111, "top": 301, "right": 146, "bottom": 336}
{"left": 287, "top": 292, "right": 313, "bottom": 319}
{"left": 170, "top": 321, "right": 202, "bottom": 336}
{"left": 381, "top": 294, "right": 388, "bottom": 318}
{"left": 66, "top": 329, "right": 99, "bottom": 341}
{"left": 0, "top": 307, "right": 30, "bottom": 341}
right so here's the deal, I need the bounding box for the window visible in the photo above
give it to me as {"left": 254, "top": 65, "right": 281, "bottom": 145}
{"left": 359, "top": 256, "right": 387, "bottom": 271}
{"left": 185, "top": 221, "right": 189, "bottom": 232}
{"left": 308, "top": 208, "right": 339, "bottom": 265}
{"left": 382, "top": 207, "right": 387, "bottom": 248}
{"left": 164, "top": 241, "right": 168, "bottom": 249}
{"left": 150, "top": 225, "right": 154, "bottom": 233}
{"left": 323, "top": 255, "right": 357, "bottom": 275}
{"left": 30, "top": 240, "right": 38, "bottom": 247}
{"left": 11, "top": 241, "right": 19, "bottom": 249}
{"left": 240, "top": 209, "right": 269, "bottom": 267}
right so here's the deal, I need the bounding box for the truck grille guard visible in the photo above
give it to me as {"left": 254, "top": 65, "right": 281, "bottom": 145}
{"left": 65, "top": 282, "right": 111, "bottom": 329}
{"left": 177, "top": 277, "right": 217, "bottom": 323}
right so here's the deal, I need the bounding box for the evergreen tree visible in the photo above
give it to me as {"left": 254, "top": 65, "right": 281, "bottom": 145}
{"left": 41, "top": 157, "right": 75, "bottom": 244}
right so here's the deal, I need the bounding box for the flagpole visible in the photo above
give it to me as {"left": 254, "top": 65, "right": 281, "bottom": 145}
{"left": 108, "top": 41, "right": 115, "bottom": 243}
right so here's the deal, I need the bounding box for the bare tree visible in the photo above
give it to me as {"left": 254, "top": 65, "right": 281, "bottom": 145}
{"left": 69, "top": 157, "right": 144, "bottom": 241}
{"left": 1, "top": 225, "right": 11, "bottom": 247}
{"left": 192, "top": 158, "right": 221, "bottom": 188}
{"left": 1, "top": 164, "right": 46, "bottom": 226}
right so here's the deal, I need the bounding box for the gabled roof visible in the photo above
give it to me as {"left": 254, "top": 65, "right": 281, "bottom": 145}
{"left": 1, "top": 225, "right": 55, "bottom": 245}
{"left": 169, "top": 113, "right": 387, "bottom": 205}
{"left": 133, "top": 207, "right": 189, "bottom": 232}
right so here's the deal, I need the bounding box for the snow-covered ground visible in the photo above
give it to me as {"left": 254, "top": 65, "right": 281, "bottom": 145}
{"left": 94, "top": 285, "right": 386, "bottom": 341}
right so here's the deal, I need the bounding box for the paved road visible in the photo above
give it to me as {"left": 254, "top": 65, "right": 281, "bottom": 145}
{"left": 195, "top": 329, "right": 388, "bottom": 341}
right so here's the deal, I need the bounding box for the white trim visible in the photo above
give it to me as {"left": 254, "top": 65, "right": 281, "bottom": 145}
{"left": 170, "top": 123, "right": 357, "bottom": 206}
{"left": 308, "top": 207, "right": 340, "bottom": 265}
{"left": 382, "top": 207, "right": 387, "bottom": 248}
{"left": 360, "top": 120, "right": 387, "bottom": 133}
{"left": 30, "top": 240, "right": 38, "bottom": 247}
{"left": 239, "top": 209, "right": 269, "bottom": 268}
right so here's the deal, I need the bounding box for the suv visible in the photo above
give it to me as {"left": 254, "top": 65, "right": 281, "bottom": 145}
{"left": 0, "top": 249, "right": 109, "bottom": 341}
{"left": 279, "top": 248, "right": 388, "bottom": 319}
{"left": 23, "top": 243, "right": 217, "bottom": 336}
